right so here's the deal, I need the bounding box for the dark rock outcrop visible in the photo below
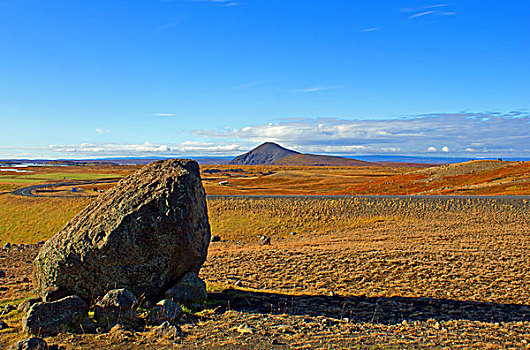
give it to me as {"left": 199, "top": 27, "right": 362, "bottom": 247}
{"left": 32, "top": 159, "right": 211, "bottom": 301}
{"left": 22, "top": 296, "right": 89, "bottom": 336}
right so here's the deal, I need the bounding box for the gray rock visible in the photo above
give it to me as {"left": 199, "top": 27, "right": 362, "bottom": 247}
{"left": 17, "top": 298, "right": 42, "bottom": 313}
{"left": 150, "top": 321, "right": 182, "bottom": 342}
{"left": 9, "top": 337, "right": 48, "bottom": 350}
{"left": 258, "top": 235, "right": 271, "bottom": 245}
{"left": 94, "top": 288, "right": 139, "bottom": 328}
{"left": 211, "top": 235, "right": 221, "bottom": 242}
{"left": 148, "top": 299, "right": 182, "bottom": 325}
{"left": 3, "top": 242, "right": 11, "bottom": 250}
{"left": 165, "top": 272, "right": 207, "bottom": 303}
{"left": 32, "top": 159, "right": 211, "bottom": 301}
{"left": 22, "top": 296, "right": 89, "bottom": 336}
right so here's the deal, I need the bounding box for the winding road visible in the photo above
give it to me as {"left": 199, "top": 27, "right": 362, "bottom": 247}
{"left": 11, "top": 179, "right": 121, "bottom": 198}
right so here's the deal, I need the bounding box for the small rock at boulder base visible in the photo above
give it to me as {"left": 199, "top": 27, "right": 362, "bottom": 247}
{"left": 32, "top": 159, "right": 211, "bottom": 301}
{"left": 9, "top": 337, "right": 48, "bottom": 350}
{"left": 94, "top": 288, "right": 139, "bottom": 329}
{"left": 148, "top": 299, "right": 182, "bottom": 325}
{"left": 210, "top": 235, "right": 221, "bottom": 242}
{"left": 165, "top": 272, "right": 207, "bottom": 303}
{"left": 22, "top": 296, "right": 89, "bottom": 336}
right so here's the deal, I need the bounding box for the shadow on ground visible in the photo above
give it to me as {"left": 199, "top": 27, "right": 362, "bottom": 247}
{"left": 209, "top": 289, "right": 529, "bottom": 325}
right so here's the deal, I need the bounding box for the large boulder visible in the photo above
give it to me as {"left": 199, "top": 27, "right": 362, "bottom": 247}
{"left": 32, "top": 159, "right": 211, "bottom": 301}
{"left": 22, "top": 296, "right": 89, "bottom": 336}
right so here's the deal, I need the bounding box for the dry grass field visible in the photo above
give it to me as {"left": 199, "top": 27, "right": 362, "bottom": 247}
{"left": 1, "top": 193, "right": 530, "bottom": 349}
{"left": 1, "top": 160, "right": 530, "bottom": 349}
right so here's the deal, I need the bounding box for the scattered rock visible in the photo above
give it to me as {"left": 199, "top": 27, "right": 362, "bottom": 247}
{"left": 211, "top": 235, "right": 221, "bottom": 242}
{"left": 165, "top": 272, "right": 207, "bottom": 303}
{"left": 22, "top": 296, "right": 89, "bottom": 336}
{"left": 36, "top": 241, "right": 45, "bottom": 245}
{"left": 148, "top": 299, "right": 182, "bottom": 325}
{"left": 9, "top": 337, "right": 48, "bottom": 350}
{"left": 33, "top": 159, "right": 211, "bottom": 301}
{"left": 258, "top": 235, "right": 271, "bottom": 245}
{"left": 94, "top": 288, "right": 139, "bottom": 329}
{"left": 150, "top": 321, "right": 182, "bottom": 342}
{"left": 0, "top": 319, "right": 9, "bottom": 329}
{"left": 0, "top": 269, "right": 6, "bottom": 278}
{"left": 3, "top": 242, "right": 11, "bottom": 250}
{"left": 18, "top": 298, "right": 42, "bottom": 313}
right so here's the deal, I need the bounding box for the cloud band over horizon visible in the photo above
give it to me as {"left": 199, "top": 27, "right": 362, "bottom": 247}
{"left": 1, "top": 112, "right": 528, "bottom": 159}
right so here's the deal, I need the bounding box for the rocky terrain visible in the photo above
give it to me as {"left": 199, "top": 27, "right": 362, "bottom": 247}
{"left": 1, "top": 195, "right": 529, "bottom": 349}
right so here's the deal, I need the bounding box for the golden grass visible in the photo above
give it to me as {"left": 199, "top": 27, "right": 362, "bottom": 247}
{"left": 207, "top": 197, "right": 393, "bottom": 242}
{"left": 0, "top": 195, "right": 90, "bottom": 244}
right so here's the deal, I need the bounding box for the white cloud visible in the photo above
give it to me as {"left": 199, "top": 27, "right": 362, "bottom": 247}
{"left": 194, "top": 112, "right": 530, "bottom": 157}
{"left": 45, "top": 141, "right": 248, "bottom": 158}
{"left": 408, "top": 11, "right": 437, "bottom": 19}
{"left": 297, "top": 85, "right": 342, "bottom": 93}
{"left": 95, "top": 128, "right": 105, "bottom": 134}
{"left": 153, "top": 113, "right": 175, "bottom": 117}
{"left": 423, "top": 4, "right": 449, "bottom": 9}
{"left": 360, "top": 27, "right": 379, "bottom": 33}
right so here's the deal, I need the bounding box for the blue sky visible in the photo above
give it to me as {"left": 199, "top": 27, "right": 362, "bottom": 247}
{"left": 0, "top": 0, "right": 529, "bottom": 159}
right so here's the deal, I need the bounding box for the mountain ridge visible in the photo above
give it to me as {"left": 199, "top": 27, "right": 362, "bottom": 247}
{"left": 229, "top": 142, "right": 373, "bottom": 166}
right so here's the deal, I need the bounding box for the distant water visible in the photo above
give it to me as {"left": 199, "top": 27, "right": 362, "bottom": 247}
{"left": 0, "top": 168, "right": 33, "bottom": 173}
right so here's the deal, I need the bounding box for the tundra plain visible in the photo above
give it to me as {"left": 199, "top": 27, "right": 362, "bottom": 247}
{"left": 1, "top": 161, "right": 529, "bottom": 349}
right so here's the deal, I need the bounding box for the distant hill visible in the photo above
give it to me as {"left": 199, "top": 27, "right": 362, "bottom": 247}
{"left": 276, "top": 153, "right": 373, "bottom": 166}
{"left": 229, "top": 142, "right": 300, "bottom": 165}
{"left": 229, "top": 142, "right": 373, "bottom": 166}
